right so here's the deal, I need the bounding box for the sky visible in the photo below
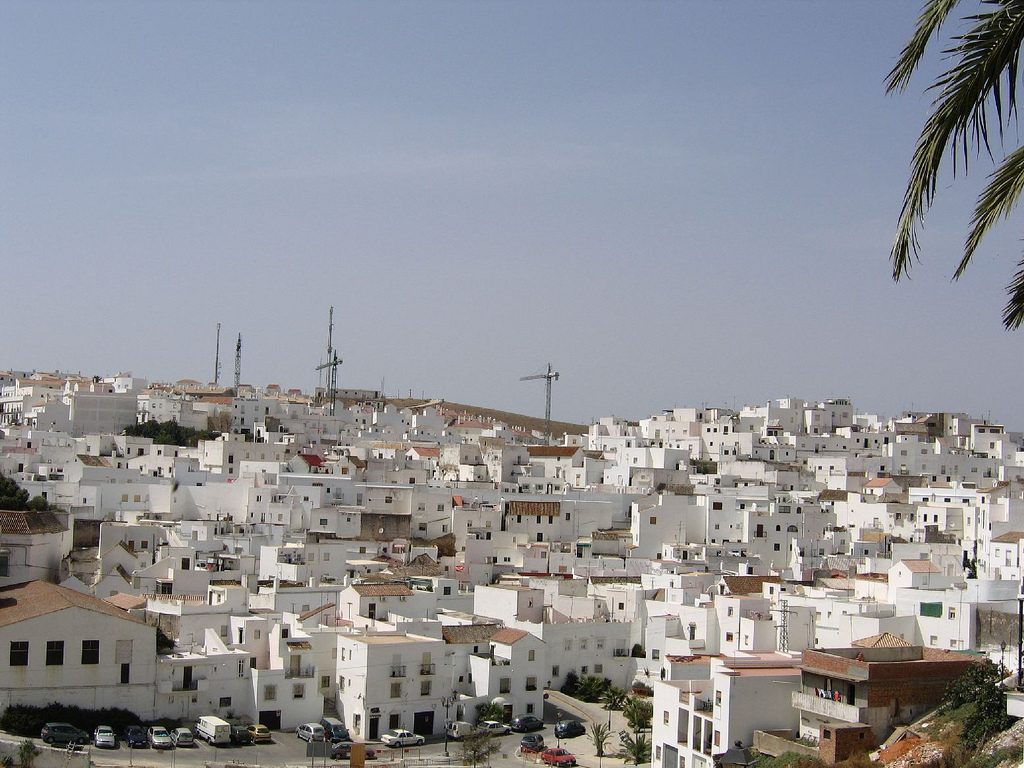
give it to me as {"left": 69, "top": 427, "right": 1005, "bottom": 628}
{"left": 2, "top": 1, "right": 1023, "bottom": 428}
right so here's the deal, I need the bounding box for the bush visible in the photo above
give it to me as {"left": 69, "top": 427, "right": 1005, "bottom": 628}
{"left": 575, "top": 675, "right": 610, "bottom": 703}
{"left": 941, "top": 660, "right": 1013, "bottom": 749}
{"left": 0, "top": 703, "right": 144, "bottom": 738}
{"left": 631, "top": 643, "right": 645, "bottom": 658}
{"left": 17, "top": 741, "right": 38, "bottom": 768}
{"left": 560, "top": 671, "right": 580, "bottom": 696}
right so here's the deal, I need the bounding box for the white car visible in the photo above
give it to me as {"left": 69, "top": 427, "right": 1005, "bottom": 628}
{"left": 147, "top": 726, "right": 173, "bottom": 749}
{"left": 93, "top": 726, "right": 117, "bottom": 749}
{"left": 477, "top": 720, "right": 510, "bottom": 736}
{"left": 296, "top": 723, "right": 325, "bottom": 742}
{"left": 380, "top": 729, "right": 425, "bottom": 748}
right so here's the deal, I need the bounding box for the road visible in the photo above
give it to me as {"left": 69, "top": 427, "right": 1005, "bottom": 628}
{"left": 5, "top": 695, "right": 637, "bottom": 768}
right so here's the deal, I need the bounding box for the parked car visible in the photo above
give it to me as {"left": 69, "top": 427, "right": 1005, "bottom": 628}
{"left": 541, "top": 747, "right": 578, "bottom": 766}
{"left": 331, "top": 742, "right": 378, "bottom": 761}
{"left": 147, "top": 726, "right": 173, "bottom": 749}
{"left": 296, "top": 723, "right": 326, "bottom": 742}
{"left": 510, "top": 716, "right": 544, "bottom": 733}
{"left": 446, "top": 721, "right": 475, "bottom": 740}
{"left": 170, "top": 728, "right": 195, "bottom": 747}
{"left": 554, "top": 720, "right": 586, "bottom": 739}
{"left": 380, "top": 729, "right": 425, "bottom": 748}
{"left": 229, "top": 722, "right": 253, "bottom": 745}
{"left": 247, "top": 724, "right": 273, "bottom": 743}
{"left": 520, "top": 734, "right": 545, "bottom": 752}
{"left": 40, "top": 723, "right": 88, "bottom": 746}
{"left": 93, "top": 725, "right": 118, "bottom": 749}
{"left": 123, "top": 725, "right": 148, "bottom": 748}
{"left": 320, "top": 716, "right": 349, "bottom": 742}
{"left": 477, "top": 720, "right": 510, "bottom": 736}
{"left": 196, "top": 715, "right": 231, "bottom": 745}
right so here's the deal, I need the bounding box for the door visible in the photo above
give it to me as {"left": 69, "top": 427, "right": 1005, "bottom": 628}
{"left": 182, "top": 666, "right": 193, "bottom": 690}
{"left": 413, "top": 711, "right": 434, "bottom": 736}
{"left": 259, "top": 710, "right": 281, "bottom": 730}
{"left": 368, "top": 716, "right": 380, "bottom": 740}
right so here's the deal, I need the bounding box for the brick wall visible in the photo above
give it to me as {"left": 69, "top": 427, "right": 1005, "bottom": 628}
{"left": 819, "top": 724, "right": 874, "bottom": 765}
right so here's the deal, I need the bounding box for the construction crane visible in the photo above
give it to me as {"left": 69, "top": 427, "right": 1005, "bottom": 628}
{"left": 520, "top": 363, "right": 559, "bottom": 444}
{"left": 315, "top": 306, "right": 342, "bottom": 415}
{"left": 234, "top": 333, "right": 242, "bottom": 391}
{"left": 213, "top": 323, "right": 222, "bottom": 385}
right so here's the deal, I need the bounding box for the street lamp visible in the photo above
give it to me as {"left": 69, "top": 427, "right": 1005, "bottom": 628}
{"left": 442, "top": 691, "right": 456, "bottom": 757}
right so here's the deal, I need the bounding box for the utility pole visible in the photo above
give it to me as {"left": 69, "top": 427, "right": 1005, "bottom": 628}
{"left": 315, "top": 306, "right": 342, "bottom": 416}
{"left": 213, "top": 323, "right": 222, "bottom": 385}
{"left": 234, "top": 334, "right": 242, "bottom": 391}
{"left": 520, "top": 363, "right": 560, "bottom": 444}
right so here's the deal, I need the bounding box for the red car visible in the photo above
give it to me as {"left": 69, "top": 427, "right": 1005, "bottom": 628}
{"left": 541, "top": 748, "right": 577, "bottom": 766}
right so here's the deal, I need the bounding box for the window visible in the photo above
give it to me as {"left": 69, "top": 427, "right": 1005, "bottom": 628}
{"left": 948, "top": 607, "right": 957, "bottom": 620}
{"left": 264, "top": 684, "right": 277, "bottom": 701}
{"left": 389, "top": 713, "right": 401, "bottom": 729}
{"left": 46, "top": 640, "right": 64, "bottom": 666}
{"left": 663, "top": 711, "right": 670, "bottom": 725}
{"left": 580, "top": 639, "right": 588, "bottom": 650}
{"left": 219, "top": 696, "right": 232, "bottom": 707}
{"left": 443, "top": 586, "right": 452, "bottom": 596}
{"left": 725, "top": 633, "right": 734, "bottom": 643}
{"left": 120, "top": 663, "right": 130, "bottom": 684}
{"left": 526, "top": 676, "right": 537, "bottom": 691}
{"left": 391, "top": 682, "right": 402, "bottom": 698}
{"left": 715, "top": 690, "right": 722, "bottom": 705}
{"left": 552, "top": 665, "right": 560, "bottom": 677}
{"left": 528, "top": 649, "right": 535, "bottom": 661}
{"left": 0, "top": 550, "right": 8, "bottom": 577}
{"left": 652, "top": 649, "right": 660, "bottom": 660}
{"left": 712, "top": 501, "right": 723, "bottom": 511}
{"left": 649, "top": 516, "right": 657, "bottom": 525}
{"left": 292, "top": 684, "right": 305, "bottom": 699}
{"left": 81, "top": 640, "right": 99, "bottom": 665}
{"left": 421, "top": 680, "right": 431, "bottom": 696}
{"left": 594, "top": 664, "right": 603, "bottom": 674}
{"left": 238, "top": 659, "right": 246, "bottom": 678}
{"left": 500, "top": 678, "right": 511, "bottom": 693}
{"left": 321, "top": 675, "right": 330, "bottom": 689}
{"left": 9, "top": 641, "right": 28, "bottom": 666}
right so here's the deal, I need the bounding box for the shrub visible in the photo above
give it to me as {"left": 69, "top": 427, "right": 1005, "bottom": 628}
{"left": 17, "top": 741, "right": 38, "bottom": 768}
{"left": 631, "top": 643, "right": 645, "bottom": 658}
{"left": 559, "top": 671, "right": 580, "bottom": 696}
{"left": 0, "top": 703, "right": 143, "bottom": 737}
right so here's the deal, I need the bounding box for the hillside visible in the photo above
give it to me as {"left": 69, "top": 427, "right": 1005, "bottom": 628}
{"left": 383, "top": 398, "right": 589, "bottom": 438}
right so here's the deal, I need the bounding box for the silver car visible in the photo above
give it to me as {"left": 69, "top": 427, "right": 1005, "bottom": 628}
{"left": 94, "top": 726, "right": 117, "bottom": 749}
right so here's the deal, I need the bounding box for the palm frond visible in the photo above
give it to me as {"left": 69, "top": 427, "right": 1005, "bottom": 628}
{"left": 891, "top": 0, "right": 1024, "bottom": 281}
{"left": 887, "top": 0, "right": 963, "bottom": 93}
{"left": 1003, "top": 257, "right": 1024, "bottom": 328}
{"left": 961, "top": 144, "right": 1024, "bottom": 278}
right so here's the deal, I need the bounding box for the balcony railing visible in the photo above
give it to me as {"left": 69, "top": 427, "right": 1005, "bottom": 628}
{"left": 791, "top": 691, "right": 860, "bottom": 723}
{"left": 172, "top": 680, "right": 199, "bottom": 691}
{"left": 419, "top": 664, "right": 435, "bottom": 675}
{"left": 390, "top": 665, "right": 406, "bottom": 677}
{"left": 284, "top": 665, "right": 316, "bottom": 679}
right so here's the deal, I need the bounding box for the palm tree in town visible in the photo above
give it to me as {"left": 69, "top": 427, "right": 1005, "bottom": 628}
{"left": 888, "top": 0, "right": 1024, "bottom": 328}
{"left": 602, "top": 685, "right": 628, "bottom": 711}
{"left": 617, "top": 732, "right": 651, "bottom": 766}
{"left": 589, "top": 721, "right": 612, "bottom": 768}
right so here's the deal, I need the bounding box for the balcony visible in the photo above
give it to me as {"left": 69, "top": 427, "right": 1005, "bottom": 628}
{"left": 419, "top": 663, "right": 435, "bottom": 676}
{"left": 172, "top": 680, "right": 198, "bottom": 691}
{"left": 390, "top": 665, "right": 406, "bottom": 677}
{"left": 791, "top": 691, "right": 860, "bottom": 723}
{"left": 284, "top": 666, "right": 316, "bottom": 679}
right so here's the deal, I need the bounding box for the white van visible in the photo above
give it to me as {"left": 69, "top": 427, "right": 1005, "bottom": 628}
{"left": 196, "top": 716, "right": 232, "bottom": 746}
{"left": 446, "top": 721, "right": 475, "bottom": 740}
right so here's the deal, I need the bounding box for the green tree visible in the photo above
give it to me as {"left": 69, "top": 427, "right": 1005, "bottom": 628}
{"left": 459, "top": 731, "right": 499, "bottom": 768}
{"left": 888, "top": 0, "right": 1024, "bottom": 328}
{"left": 0, "top": 474, "right": 30, "bottom": 510}
{"left": 942, "top": 659, "right": 1013, "bottom": 748}
{"left": 602, "top": 685, "right": 628, "bottom": 711}
{"left": 589, "top": 722, "right": 612, "bottom": 768}
{"left": 616, "top": 732, "right": 650, "bottom": 766}
{"left": 475, "top": 702, "right": 505, "bottom": 724}
{"left": 575, "top": 675, "right": 610, "bottom": 703}
{"left": 18, "top": 740, "right": 38, "bottom": 768}
{"left": 622, "top": 697, "right": 653, "bottom": 733}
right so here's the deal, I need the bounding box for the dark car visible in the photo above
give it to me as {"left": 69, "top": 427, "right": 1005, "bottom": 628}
{"left": 554, "top": 720, "right": 586, "bottom": 739}
{"left": 229, "top": 723, "right": 253, "bottom": 745}
{"left": 123, "top": 725, "right": 148, "bottom": 748}
{"left": 320, "top": 717, "right": 349, "bottom": 742}
{"left": 510, "top": 716, "right": 544, "bottom": 733}
{"left": 40, "top": 723, "right": 89, "bottom": 746}
{"left": 521, "top": 734, "right": 546, "bottom": 751}
{"left": 331, "top": 742, "right": 378, "bottom": 761}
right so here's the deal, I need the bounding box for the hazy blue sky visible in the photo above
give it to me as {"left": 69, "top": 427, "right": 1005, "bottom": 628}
{"left": 3, "top": 1, "right": 1022, "bottom": 427}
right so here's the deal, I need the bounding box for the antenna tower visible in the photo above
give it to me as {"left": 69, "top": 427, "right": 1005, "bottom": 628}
{"left": 214, "top": 323, "right": 222, "bottom": 385}
{"left": 314, "top": 306, "right": 342, "bottom": 415}
{"left": 520, "top": 363, "right": 560, "bottom": 444}
{"left": 778, "top": 598, "right": 790, "bottom": 652}
{"left": 234, "top": 333, "right": 242, "bottom": 391}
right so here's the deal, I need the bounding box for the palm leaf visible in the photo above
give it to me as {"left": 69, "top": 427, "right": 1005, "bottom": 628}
{"left": 962, "top": 143, "right": 1024, "bottom": 276}
{"left": 1003, "top": 257, "right": 1024, "bottom": 328}
{"left": 891, "top": 0, "right": 1024, "bottom": 284}
{"left": 886, "top": 0, "right": 962, "bottom": 93}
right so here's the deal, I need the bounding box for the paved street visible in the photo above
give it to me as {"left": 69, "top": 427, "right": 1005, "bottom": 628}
{"left": 2, "top": 693, "right": 640, "bottom": 768}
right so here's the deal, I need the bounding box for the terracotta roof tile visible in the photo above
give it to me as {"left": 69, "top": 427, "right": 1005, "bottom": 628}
{"left": 0, "top": 510, "right": 67, "bottom": 536}
{"left": 722, "top": 575, "right": 782, "bottom": 595}
{"left": 0, "top": 581, "right": 146, "bottom": 628}
{"left": 351, "top": 583, "right": 413, "bottom": 597}
{"left": 490, "top": 628, "right": 530, "bottom": 645}
{"left": 441, "top": 623, "right": 503, "bottom": 644}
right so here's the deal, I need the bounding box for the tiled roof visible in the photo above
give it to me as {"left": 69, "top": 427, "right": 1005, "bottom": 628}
{"left": 527, "top": 446, "right": 579, "bottom": 458}
{"left": 589, "top": 576, "right": 642, "bottom": 584}
{"left": 853, "top": 632, "right": 912, "bottom": 649}
{"left": 507, "top": 501, "right": 561, "bottom": 516}
{"left": 0, "top": 510, "right": 67, "bottom": 536}
{"left": 818, "top": 489, "right": 849, "bottom": 502}
{"left": 899, "top": 559, "right": 940, "bottom": 573}
{"left": 864, "top": 478, "right": 895, "bottom": 488}
{"left": 490, "top": 628, "right": 530, "bottom": 645}
{"left": 104, "top": 592, "right": 147, "bottom": 611}
{"left": 0, "top": 581, "right": 146, "bottom": 628}
{"left": 351, "top": 583, "right": 413, "bottom": 597}
{"left": 299, "top": 454, "right": 324, "bottom": 467}
{"left": 991, "top": 531, "right": 1024, "bottom": 544}
{"left": 77, "top": 454, "right": 111, "bottom": 467}
{"left": 722, "top": 575, "right": 782, "bottom": 595}
{"left": 410, "top": 447, "right": 440, "bottom": 458}
{"left": 299, "top": 602, "right": 336, "bottom": 621}
{"left": 441, "top": 623, "right": 503, "bottom": 645}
